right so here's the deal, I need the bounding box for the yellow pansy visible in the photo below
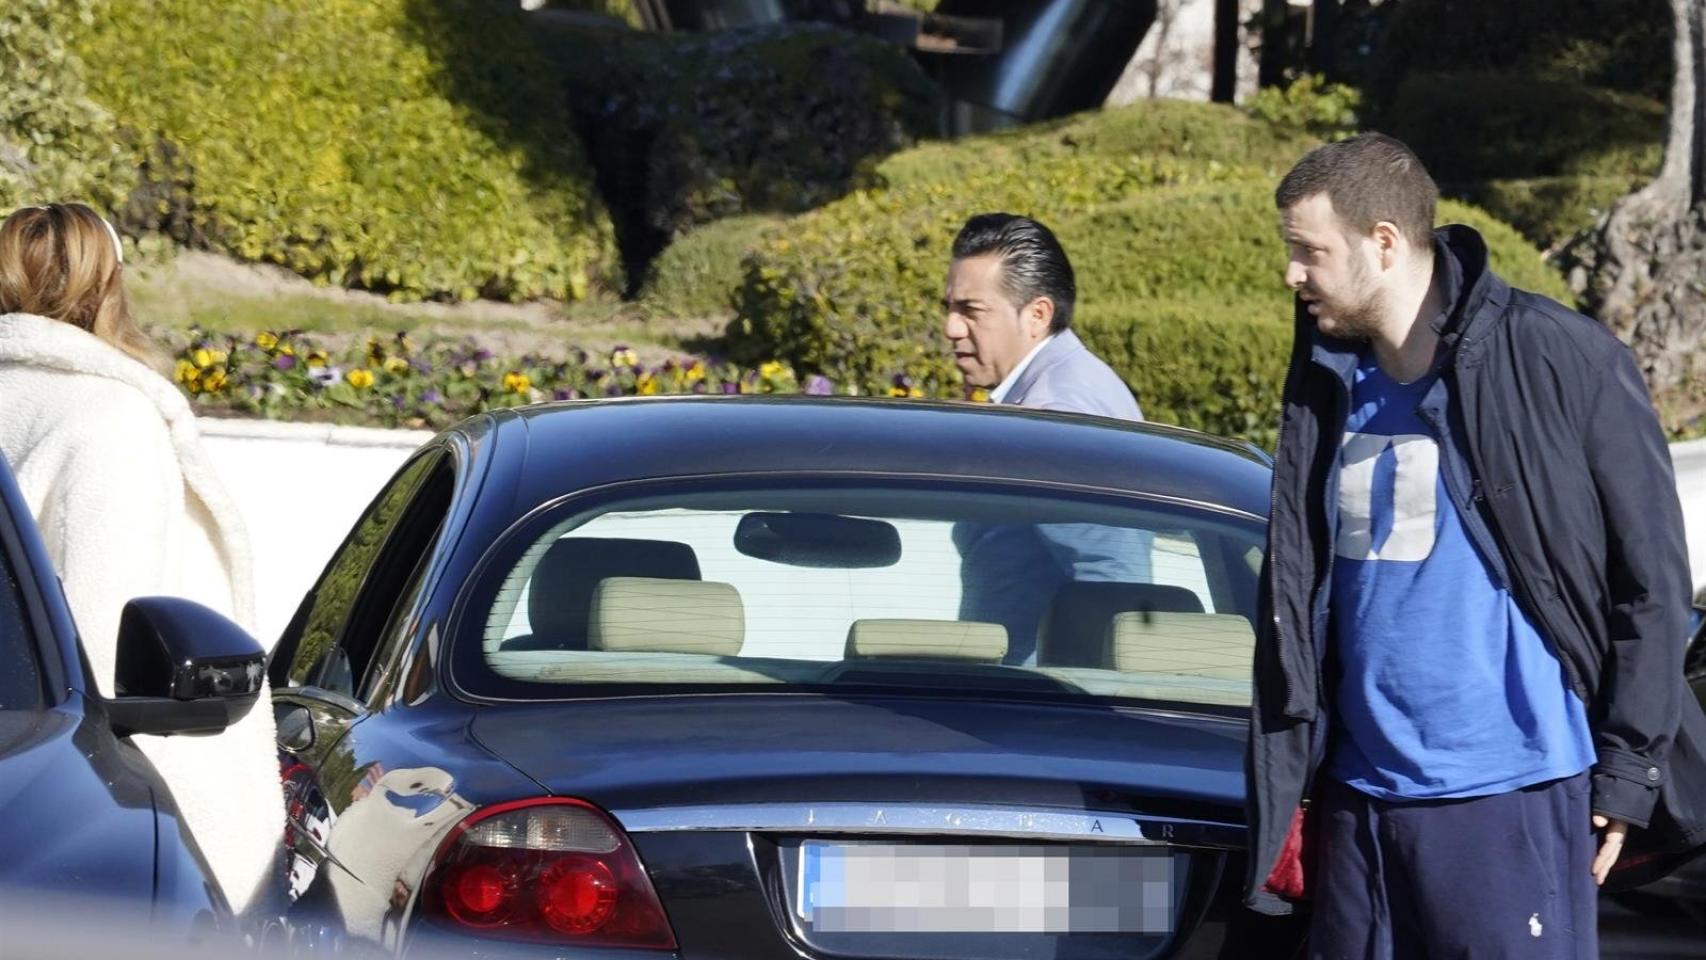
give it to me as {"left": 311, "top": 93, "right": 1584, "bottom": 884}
{"left": 384, "top": 357, "right": 411, "bottom": 375}
{"left": 346, "top": 369, "right": 375, "bottom": 390}
{"left": 192, "top": 348, "right": 212, "bottom": 368}
{"left": 636, "top": 374, "right": 659, "bottom": 396}
{"left": 174, "top": 359, "right": 198, "bottom": 383}
{"left": 612, "top": 348, "right": 639, "bottom": 368}
{"left": 254, "top": 331, "right": 279, "bottom": 351}
{"left": 502, "top": 372, "right": 531, "bottom": 394}
{"left": 970, "top": 388, "right": 991, "bottom": 403}
{"left": 202, "top": 368, "right": 228, "bottom": 393}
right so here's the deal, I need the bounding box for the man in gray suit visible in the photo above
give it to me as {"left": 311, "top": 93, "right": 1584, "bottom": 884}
{"left": 942, "top": 213, "right": 1151, "bottom": 663}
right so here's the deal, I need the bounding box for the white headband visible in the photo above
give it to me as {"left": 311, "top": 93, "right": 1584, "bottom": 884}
{"left": 20, "top": 204, "right": 124, "bottom": 265}
{"left": 98, "top": 214, "right": 125, "bottom": 266}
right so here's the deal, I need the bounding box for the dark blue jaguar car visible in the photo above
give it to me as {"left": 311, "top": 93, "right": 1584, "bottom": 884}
{"left": 268, "top": 396, "right": 1302, "bottom": 959}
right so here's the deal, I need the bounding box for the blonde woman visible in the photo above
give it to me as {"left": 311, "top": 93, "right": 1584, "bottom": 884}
{"left": 0, "top": 203, "right": 282, "bottom": 915}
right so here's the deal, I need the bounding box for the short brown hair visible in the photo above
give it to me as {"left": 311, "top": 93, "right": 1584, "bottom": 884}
{"left": 0, "top": 203, "right": 162, "bottom": 370}
{"left": 1274, "top": 134, "right": 1439, "bottom": 251}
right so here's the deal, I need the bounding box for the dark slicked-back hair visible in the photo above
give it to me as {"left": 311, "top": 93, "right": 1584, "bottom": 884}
{"left": 1275, "top": 133, "right": 1439, "bottom": 251}
{"left": 951, "top": 213, "right": 1076, "bottom": 332}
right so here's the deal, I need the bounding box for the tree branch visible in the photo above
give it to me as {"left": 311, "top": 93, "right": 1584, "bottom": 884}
{"left": 1649, "top": 0, "right": 1698, "bottom": 208}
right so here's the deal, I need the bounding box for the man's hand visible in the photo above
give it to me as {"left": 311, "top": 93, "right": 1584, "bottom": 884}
{"left": 1592, "top": 814, "right": 1628, "bottom": 885}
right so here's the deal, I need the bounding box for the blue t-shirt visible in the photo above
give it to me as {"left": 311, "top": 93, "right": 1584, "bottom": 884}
{"left": 1328, "top": 352, "right": 1594, "bottom": 800}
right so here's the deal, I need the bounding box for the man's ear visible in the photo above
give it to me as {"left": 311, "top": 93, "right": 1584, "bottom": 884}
{"left": 1025, "top": 297, "right": 1055, "bottom": 337}
{"left": 1372, "top": 221, "right": 1404, "bottom": 270}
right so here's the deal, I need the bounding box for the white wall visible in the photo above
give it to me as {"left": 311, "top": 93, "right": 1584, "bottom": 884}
{"left": 201, "top": 421, "right": 1706, "bottom": 647}
{"left": 1105, "top": 0, "right": 1265, "bottom": 105}
{"left": 200, "top": 420, "right": 431, "bottom": 648}
{"left": 1672, "top": 437, "right": 1706, "bottom": 600}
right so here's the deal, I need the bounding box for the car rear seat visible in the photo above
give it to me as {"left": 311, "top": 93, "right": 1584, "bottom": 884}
{"left": 589, "top": 577, "right": 745, "bottom": 656}
{"left": 1036, "top": 582, "right": 1205, "bottom": 668}
{"left": 1103, "top": 611, "right": 1254, "bottom": 680}
{"left": 499, "top": 537, "right": 701, "bottom": 651}
{"left": 844, "top": 619, "right": 1008, "bottom": 662}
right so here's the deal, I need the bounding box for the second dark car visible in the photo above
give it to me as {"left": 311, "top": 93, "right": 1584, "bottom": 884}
{"left": 0, "top": 448, "right": 269, "bottom": 947}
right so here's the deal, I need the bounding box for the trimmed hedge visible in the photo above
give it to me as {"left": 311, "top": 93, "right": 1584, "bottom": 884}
{"left": 549, "top": 22, "right": 939, "bottom": 289}
{"left": 643, "top": 214, "right": 786, "bottom": 320}
{"left": 1382, "top": 73, "right": 1666, "bottom": 248}
{"left": 1386, "top": 74, "right": 1666, "bottom": 184}
{"left": 723, "top": 101, "right": 1572, "bottom": 446}
{"left": 1454, "top": 175, "right": 1649, "bottom": 254}
{"left": 1368, "top": 0, "right": 1673, "bottom": 107}
{"left": 642, "top": 99, "right": 1311, "bottom": 320}
{"left": 1363, "top": 2, "right": 1670, "bottom": 249}
{"left": 0, "top": 0, "right": 134, "bottom": 212}
{"left": 75, "top": 0, "right": 619, "bottom": 302}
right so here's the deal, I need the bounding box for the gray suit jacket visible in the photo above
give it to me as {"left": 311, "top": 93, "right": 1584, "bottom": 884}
{"left": 957, "top": 327, "right": 1150, "bottom": 663}
{"left": 1001, "top": 328, "right": 1142, "bottom": 422}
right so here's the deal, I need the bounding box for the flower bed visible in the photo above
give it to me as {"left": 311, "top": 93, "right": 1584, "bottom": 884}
{"left": 163, "top": 328, "right": 977, "bottom": 430}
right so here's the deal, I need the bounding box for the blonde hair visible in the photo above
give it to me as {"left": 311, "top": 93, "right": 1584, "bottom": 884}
{"left": 0, "top": 203, "right": 164, "bottom": 370}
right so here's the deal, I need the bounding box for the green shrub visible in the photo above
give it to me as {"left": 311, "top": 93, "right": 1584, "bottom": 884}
{"left": 873, "top": 99, "right": 1315, "bottom": 190}
{"left": 1245, "top": 74, "right": 1363, "bottom": 141}
{"left": 547, "top": 22, "right": 939, "bottom": 286}
{"left": 546, "top": 0, "right": 643, "bottom": 26}
{"left": 75, "top": 0, "right": 619, "bottom": 302}
{"left": 0, "top": 0, "right": 134, "bottom": 211}
{"left": 643, "top": 214, "right": 785, "bottom": 320}
{"left": 1076, "top": 303, "right": 1291, "bottom": 449}
{"left": 723, "top": 101, "right": 1571, "bottom": 444}
{"left": 1362, "top": 2, "right": 1670, "bottom": 249}
{"left": 1368, "top": 0, "right": 1673, "bottom": 107}
{"left": 646, "top": 98, "right": 1315, "bottom": 322}
{"left": 1386, "top": 74, "right": 1665, "bottom": 184}
{"left": 1455, "top": 175, "right": 1649, "bottom": 253}
{"left": 1382, "top": 73, "right": 1665, "bottom": 247}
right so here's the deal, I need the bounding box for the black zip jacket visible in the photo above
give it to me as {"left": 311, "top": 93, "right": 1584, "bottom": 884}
{"left": 1245, "top": 224, "right": 1706, "bottom": 915}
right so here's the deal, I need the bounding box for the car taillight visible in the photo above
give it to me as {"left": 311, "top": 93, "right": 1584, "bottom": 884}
{"left": 423, "top": 798, "right": 677, "bottom": 948}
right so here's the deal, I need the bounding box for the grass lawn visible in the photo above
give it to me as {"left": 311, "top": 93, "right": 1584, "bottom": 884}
{"left": 126, "top": 250, "right": 721, "bottom": 362}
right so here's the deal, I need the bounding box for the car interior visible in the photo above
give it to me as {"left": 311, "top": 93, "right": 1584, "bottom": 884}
{"left": 483, "top": 500, "right": 1260, "bottom": 708}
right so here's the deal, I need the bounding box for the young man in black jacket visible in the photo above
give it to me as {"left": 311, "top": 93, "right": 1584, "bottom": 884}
{"left": 1246, "top": 133, "right": 1706, "bottom": 956}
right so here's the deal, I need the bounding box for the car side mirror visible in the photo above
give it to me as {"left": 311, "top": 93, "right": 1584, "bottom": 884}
{"left": 106, "top": 597, "right": 266, "bottom": 738}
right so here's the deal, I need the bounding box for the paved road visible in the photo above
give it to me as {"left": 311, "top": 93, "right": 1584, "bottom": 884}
{"left": 1600, "top": 897, "right": 1706, "bottom": 958}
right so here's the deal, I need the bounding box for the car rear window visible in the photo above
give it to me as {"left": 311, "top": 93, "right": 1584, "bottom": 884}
{"left": 463, "top": 484, "right": 1263, "bottom": 709}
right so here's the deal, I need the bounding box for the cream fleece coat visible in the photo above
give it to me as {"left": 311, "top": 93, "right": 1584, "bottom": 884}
{"left": 0, "top": 312, "right": 281, "bottom": 913}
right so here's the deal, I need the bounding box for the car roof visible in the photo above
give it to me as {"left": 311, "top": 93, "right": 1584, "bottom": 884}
{"left": 461, "top": 396, "right": 1272, "bottom": 520}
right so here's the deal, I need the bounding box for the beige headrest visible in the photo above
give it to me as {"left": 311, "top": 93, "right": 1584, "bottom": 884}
{"left": 1105, "top": 612, "right": 1254, "bottom": 679}
{"left": 589, "top": 577, "right": 743, "bottom": 656}
{"left": 845, "top": 619, "right": 1008, "bottom": 662}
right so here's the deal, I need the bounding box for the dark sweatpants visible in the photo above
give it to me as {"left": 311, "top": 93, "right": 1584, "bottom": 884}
{"left": 1308, "top": 773, "right": 1598, "bottom": 960}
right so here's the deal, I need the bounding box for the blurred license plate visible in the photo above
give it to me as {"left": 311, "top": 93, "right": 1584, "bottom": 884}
{"left": 796, "top": 841, "right": 1173, "bottom": 934}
